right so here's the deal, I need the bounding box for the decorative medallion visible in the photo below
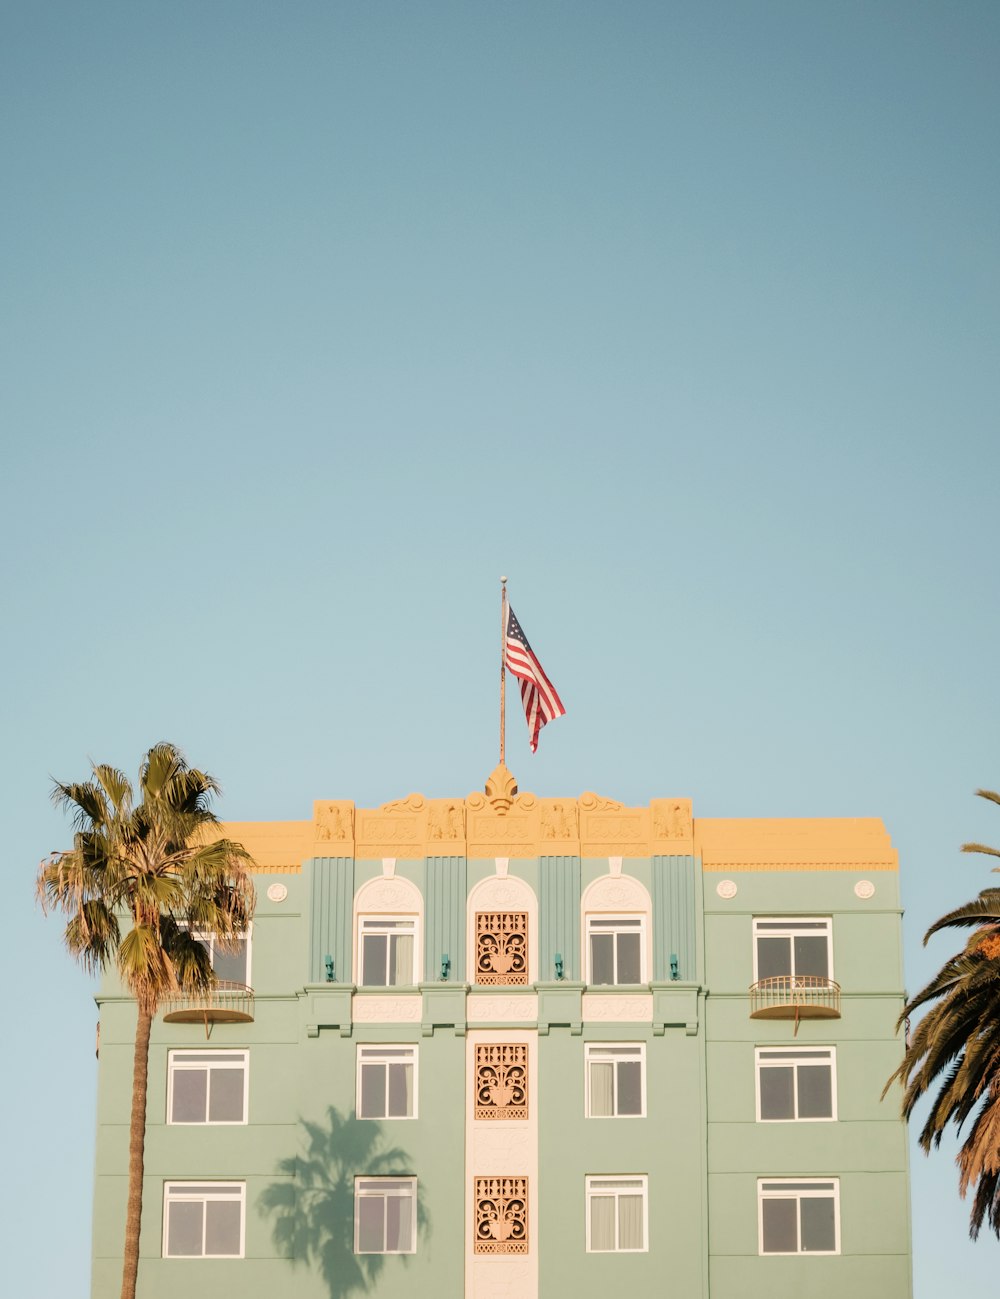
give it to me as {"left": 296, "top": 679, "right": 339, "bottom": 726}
{"left": 475, "top": 1044, "right": 528, "bottom": 1120}
{"left": 474, "top": 1176, "right": 528, "bottom": 1253}
{"left": 476, "top": 912, "right": 528, "bottom": 985}
{"left": 266, "top": 883, "right": 288, "bottom": 903}
{"left": 854, "top": 880, "right": 875, "bottom": 899}
{"left": 716, "top": 880, "right": 738, "bottom": 899}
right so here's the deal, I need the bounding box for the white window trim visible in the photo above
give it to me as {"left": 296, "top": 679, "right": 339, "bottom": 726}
{"left": 356, "top": 915, "right": 421, "bottom": 987}
{"left": 354, "top": 1176, "right": 418, "bottom": 1254}
{"left": 356, "top": 1044, "right": 419, "bottom": 1120}
{"left": 754, "top": 1046, "right": 837, "bottom": 1123}
{"left": 167, "top": 1049, "right": 249, "bottom": 1126}
{"left": 162, "top": 1181, "right": 246, "bottom": 1259}
{"left": 585, "top": 1174, "right": 649, "bottom": 1253}
{"left": 584, "top": 1043, "right": 646, "bottom": 1118}
{"left": 752, "top": 917, "right": 833, "bottom": 983}
{"left": 757, "top": 1177, "right": 841, "bottom": 1256}
{"left": 187, "top": 927, "right": 253, "bottom": 988}
{"left": 585, "top": 915, "right": 648, "bottom": 985}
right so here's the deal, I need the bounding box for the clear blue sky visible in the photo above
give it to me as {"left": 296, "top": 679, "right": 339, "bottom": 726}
{"left": 2, "top": 3, "right": 998, "bottom": 1293}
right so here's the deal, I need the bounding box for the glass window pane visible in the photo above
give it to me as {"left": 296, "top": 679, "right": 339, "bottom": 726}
{"left": 208, "top": 1068, "right": 245, "bottom": 1122}
{"left": 205, "top": 1199, "right": 241, "bottom": 1255}
{"left": 167, "top": 1200, "right": 203, "bottom": 1256}
{"left": 797, "top": 1065, "right": 833, "bottom": 1119}
{"left": 358, "top": 1196, "right": 385, "bottom": 1252}
{"left": 590, "top": 1195, "right": 616, "bottom": 1250}
{"left": 616, "top": 933, "right": 641, "bottom": 984}
{"left": 617, "top": 1061, "right": 642, "bottom": 1115}
{"left": 212, "top": 940, "right": 248, "bottom": 985}
{"left": 618, "top": 1194, "right": 644, "bottom": 1250}
{"left": 387, "top": 1063, "right": 412, "bottom": 1117}
{"left": 590, "top": 933, "right": 614, "bottom": 985}
{"left": 757, "top": 936, "right": 791, "bottom": 980}
{"left": 390, "top": 933, "right": 414, "bottom": 986}
{"left": 762, "top": 1197, "right": 798, "bottom": 1253}
{"left": 800, "top": 1195, "right": 836, "bottom": 1252}
{"left": 362, "top": 934, "right": 387, "bottom": 986}
{"left": 759, "top": 1066, "right": 795, "bottom": 1120}
{"left": 386, "top": 1192, "right": 412, "bottom": 1251}
{"left": 171, "top": 1069, "right": 207, "bottom": 1123}
{"left": 794, "top": 935, "right": 829, "bottom": 979}
{"left": 361, "top": 1064, "right": 387, "bottom": 1118}
{"left": 589, "top": 1062, "right": 614, "bottom": 1116}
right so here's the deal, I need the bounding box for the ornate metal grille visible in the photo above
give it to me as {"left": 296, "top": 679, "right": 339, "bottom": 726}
{"left": 474, "top": 1176, "right": 528, "bottom": 1253}
{"left": 475, "top": 912, "right": 528, "bottom": 985}
{"left": 475, "top": 1044, "right": 528, "bottom": 1120}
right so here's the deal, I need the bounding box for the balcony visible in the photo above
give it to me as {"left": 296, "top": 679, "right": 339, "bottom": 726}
{"left": 162, "top": 980, "right": 255, "bottom": 1032}
{"left": 749, "top": 975, "right": 841, "bottom": 1031}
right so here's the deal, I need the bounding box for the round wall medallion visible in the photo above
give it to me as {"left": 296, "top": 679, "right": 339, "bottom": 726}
{"left": 854, "top": 880, "right": 875, "bottom": 900}
{"left": 716, "top": 879, "right": 738, "bottom": 899}
{"left": 266, "top": 882, "right": 288, "bottom": 903}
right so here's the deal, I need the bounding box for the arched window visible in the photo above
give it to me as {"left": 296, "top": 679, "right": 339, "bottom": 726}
{"left": 353, "top": 875, "right": 423, "bottom": 987}
{"left": 581, "top": 874, "right": 652, "bottom": 986}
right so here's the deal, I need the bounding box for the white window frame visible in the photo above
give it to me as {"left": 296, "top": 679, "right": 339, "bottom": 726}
{"left": 162, "top": 1182, "right": 246, "bottom": 1258}
{"left": 757, "top": 1178, "right": 840, "bottom": 1255}
{"left": 755, "top": 1047, "right": 837, "bottom": 1123}
{"left": 357, "top": 1045, "right": 418, "bottom": 1120}
{"left": 167, "top": 1050, "right": 249, "bottom": 1125}
{"left": 356, "top": 915, "right": 420, "bottom": 987}
{"left": 585, "top": 1175, "right": 649, "bottom": 1253}
{"left": 585, "top": 915, "right": 647, "bottom": 985}
{"left": 752, "top": 917, "right": 833, "bottom": 983}
{"left": 188, "top": 928, "right": 253, "bottom": 987}
{"left": 354, "top": 1177, "right": 417, "bottom": 1254}
{"left": 584, "top": 1043, "right": 646, "bottom": 1118}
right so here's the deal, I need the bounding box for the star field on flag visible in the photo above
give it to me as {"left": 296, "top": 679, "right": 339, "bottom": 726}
{"left": 504, "top": 605, "right": 566, "bottom": 753}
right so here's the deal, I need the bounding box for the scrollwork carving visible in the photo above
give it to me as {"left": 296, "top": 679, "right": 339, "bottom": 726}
{"left": 475, "top": 1044, "right": 528, "bottom": 1120}
{"left": 476, "top": 912, "right": 528, "bottom": 985}
{"left": 474, "top": 1177, "right": 528, "bottom": 1253}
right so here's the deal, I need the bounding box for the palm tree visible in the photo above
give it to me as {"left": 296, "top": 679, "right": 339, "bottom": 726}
{"left": 886, "top": 788, "right": 1000, "bottom": 1238}
{"left": 37, "top": 742, "right": 256, "bottom": 1299}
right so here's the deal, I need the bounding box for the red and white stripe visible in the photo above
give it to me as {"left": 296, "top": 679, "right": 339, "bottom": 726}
{"left": 505, "top": 608, "right": 566, "bottom": 753}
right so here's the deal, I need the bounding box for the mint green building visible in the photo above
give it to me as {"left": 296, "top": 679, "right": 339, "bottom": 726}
{"left": 91, "top": 769, "right": 912, "bottom": 1297}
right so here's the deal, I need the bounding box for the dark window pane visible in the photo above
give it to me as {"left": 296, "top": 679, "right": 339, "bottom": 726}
{"left": 794, "top": 936, "right": 829, "bottom": 979}
{"left": 800, "top": 1196, "right": 836, "bottom": 1252}
{"left": 386, "top": 1193, "right": 412, "bottom": 1251}
{"left": 757, "top": 937, "right": 791, "bottom": 980}
{"left": 761, "top": 1197, "right": 798, "bottom": 1253}
{"left": 362, "top": 935, "right": 387, "bottom": 986}
{"left": 591, "top": 934, "right": 614, "bottom": 985}
{"left": 388, "top": 1063, "right": 411, "bottom": 1117}
{"left": 208, "top": 1068, "right": 245, "bottom": 1122}
{"left": 759, "top": 1066, "right": 794, "bottom": 1120}
{"left": 167, "top": 1201, "right": 203, "bottom": 1256}
{"left": 616, "top": 933, "right": 641, "bottom": 984}
{"left": 171, "top": 1069, "right": 207, "bottom": 1123}
{"left": 617, "top": 1061, "right": 642, "bottom": 1115}
{"left": 361, "top": 1065, "right": 387, "bottom": 1118}
{"left": 357, "top": 1196, "right": 384, "bottom": 1252}
{"left": 205, "top": 1199, "right": 241, "bottom": 1255}
{"left": 212, "top": 940, "right": 248, "bottom": 985}
{"left": 797, "top": 1065, "right": 833, "bottom": 1119}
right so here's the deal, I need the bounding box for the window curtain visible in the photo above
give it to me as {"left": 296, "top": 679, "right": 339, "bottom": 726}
{"left": 618, "top": 1194, "right": 643, "bottom": 1250}
{"left": 390, "top": 933, "right": 414, "bottom": 985}
{"left": 590, "top": 1196, "right": 616, "bottom": 1251}
{"left": 590, "top": 1062, "right": 614, "bottom": 1116}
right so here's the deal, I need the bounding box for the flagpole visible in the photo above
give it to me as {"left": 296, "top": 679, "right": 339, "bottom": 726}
{"left": 499, "top": 576, "right": 508, "bottom": 764}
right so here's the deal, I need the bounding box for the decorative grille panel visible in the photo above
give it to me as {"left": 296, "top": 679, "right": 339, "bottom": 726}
{"left": 476, "top": 912, "right": 528, "bottom": 985}
{"left": 475, "top": 1044, "right": 528, "bottom": 1120}
{"left": 474, "top": 1176, "right": 528, "bottom": 1254}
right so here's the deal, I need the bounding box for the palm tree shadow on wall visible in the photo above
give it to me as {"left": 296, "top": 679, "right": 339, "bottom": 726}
{"left": 259, "top": 1107, "right": 430, "bottom": 1299}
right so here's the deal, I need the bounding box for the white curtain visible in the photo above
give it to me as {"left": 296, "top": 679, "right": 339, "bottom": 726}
{"left": 618, "top": 1194, "right": 643, "bottom": 1250}
{"left": 390, "top": 934, "right": 414, "bottom": 985}
{"left": 590, "top": 1062, "right": 614, "bottom": 1116}
{"left": 590, "top": 1196, "right": 616, "bottom": 1251}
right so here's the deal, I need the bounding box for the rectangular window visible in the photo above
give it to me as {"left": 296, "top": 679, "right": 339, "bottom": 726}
{"left": 585, "top": 1044, "right": 645, "bottom": 1117}
{"left": 758, "top": 1179, "right": 840, "bottom": 1255}
{"left": 189, "top": 931, "right": 251, "bottom": 986}
{"left": 163, "top": 1183, "right": 245, "bottom": 1258}
{"left": 358, "top": 918, "right": 417, "bottom": 987}
{"left": 357, "top": 1046, "right": 417, "bottom": 1119}
{"left": 587, "top": 917, "right": 645, "bottom": 985}
{"left": 586, "top": 1176, "right": 648, "bottom": 1252}
{"left": 168, "top": 1051, "right": 249, "bottom": 1125}
{"left": 756, "top": 1048, "right": 836, "bottom": 1122}
{"left": 753, "top": 918, "right": 832, "bottom": 982}
{"left": 354, "top": 1178, "right": 417, "bottom": 1254}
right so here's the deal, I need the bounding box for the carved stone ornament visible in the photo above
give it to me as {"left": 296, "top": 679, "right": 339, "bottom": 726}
{"left": 474, "top": 1177, "right": 528, "bottom": 1254}
{"left": 355, "top": 876, "right": 421, "bottom": 913}
{"left": 584, "top": 874, "right": 650, "bottom": 912}
{"left": 541, "top": 800, "right": 578, "bottom": 842}
{"left": 716, "top": 879, "right": 738, "bottom": 899}
{"left": 484, "top": 763, "right": 519, "bottom": 814}
{"left": 313, "top": 800, "right": 354, "bottom": 843}
{"left": 351, "top": 995, "right": 422, "bottom": 1022}
{"left": 467, "top": 995, "right": 538, "bottom": 1022}
{"left": 475, "top": 1044, "right": 528, "bottom": 1120}
{"left": 476, "top": 913, "right": 528, "bottom": 985}
{"left": 854, "top": 879, "right": 876, "bottom": 899}
{"left": 583, "top": 994, "right": 653, "bottom": 1021}
{"left": 652, "top": 797, "right": 693, "bottom": 842}
{"left": 266, "top": 882, "right": 288, "bottom": 903}
{"left": 427, "top": 800, "right": 465, "bottom": 843}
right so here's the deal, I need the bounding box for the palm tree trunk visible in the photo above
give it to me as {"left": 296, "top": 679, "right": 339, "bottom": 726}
{"left": 121, "top": 1005, "right": 152, "bottom": 1299}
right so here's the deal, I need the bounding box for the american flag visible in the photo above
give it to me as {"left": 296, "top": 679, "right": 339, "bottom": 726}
{"left": 505, "top": 604, "right": 566, "bottom": 753}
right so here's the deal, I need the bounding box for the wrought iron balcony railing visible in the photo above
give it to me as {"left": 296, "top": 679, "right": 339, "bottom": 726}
{"left": 749, "top": 975, "right": 841, "bottom": 1029}
{"left": 162, "top": 980, "right": 255, "bottom": 1032}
